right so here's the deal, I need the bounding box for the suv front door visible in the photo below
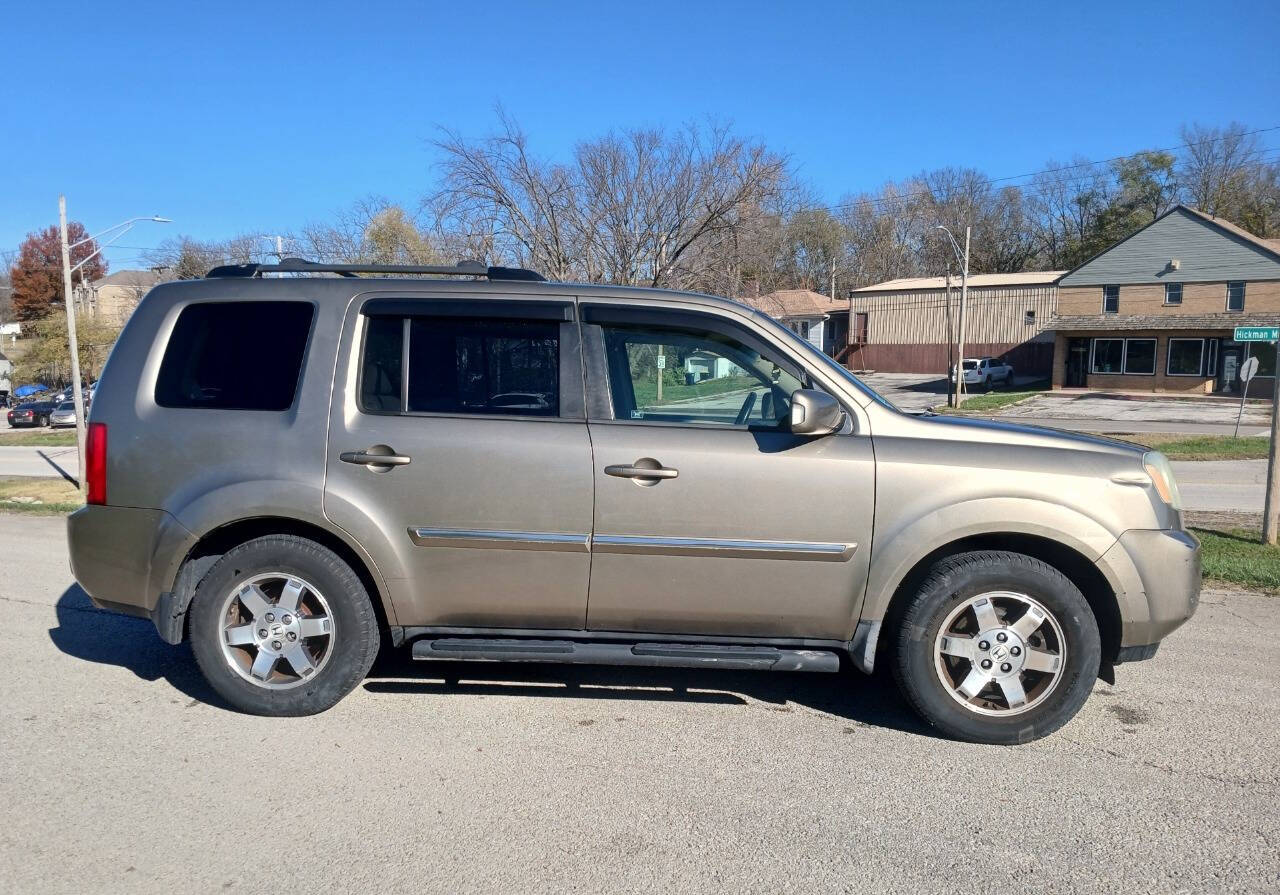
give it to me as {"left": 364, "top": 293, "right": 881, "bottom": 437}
{"left": 581, "top": 304, "right": 875, "bottom": 641}
{"left": 325, "top": 295, "right": 594, "bottom": 629}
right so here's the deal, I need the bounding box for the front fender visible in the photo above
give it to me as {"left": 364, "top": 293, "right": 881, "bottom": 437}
{"left": 851, "top": 497, "right": 1143, "bottom": 672}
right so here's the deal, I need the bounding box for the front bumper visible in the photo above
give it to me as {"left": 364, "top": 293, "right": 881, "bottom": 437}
{"left": 67, "top": 505, "right": 196, "bottom": 621}
{"left": 1098, "top": 528, "right": 1200, "bottom": 656}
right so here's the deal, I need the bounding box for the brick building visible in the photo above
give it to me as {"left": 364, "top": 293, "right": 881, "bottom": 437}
{"left": 1050, "top": 205, "right": 1280, "bottom": 397}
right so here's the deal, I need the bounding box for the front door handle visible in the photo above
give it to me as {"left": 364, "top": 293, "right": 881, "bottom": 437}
{"left": 605, "top": 463, "right": 678, "bottom": 480}
{"left": 341, "top": 449, "right": 412, "bottom": 467}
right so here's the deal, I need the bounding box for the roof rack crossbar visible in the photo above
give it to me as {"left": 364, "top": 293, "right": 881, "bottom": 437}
{"left": 205, "top": 257, "right": 545, "bottom": 282}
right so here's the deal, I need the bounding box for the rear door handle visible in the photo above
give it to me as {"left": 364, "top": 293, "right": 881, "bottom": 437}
{"left": 340, "top": 450, "right": 412, "bottom": 467}
{"left": 605, "top": 464, "right": 678, "bottom": 480}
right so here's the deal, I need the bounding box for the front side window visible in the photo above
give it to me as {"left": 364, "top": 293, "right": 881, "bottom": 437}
{"left": 1165, "top": 283, "right": 1183, "bottom": 305}
{"left": 359, "top": 315, "right": 559, "bottom": 416}
{"left": 1167, "top": 338, "right": 1205, "bottom": 376}
{"left": 1091, "top": 339, "right": 1124, "bottom": 374}
{"left": 1123, "top": 339, "right": 1156, "bottom": 375}
{"left": 156, "top": 301, "right": 314, "bottom": 410}
{"left": 599, "top": 322, "right": 806, "bottom": 428}
{"left": 1103, "top": 285, "right": 1119, "bottom": 314}
{"left": 1227, "top": 282, "right": 1246, "bottom": 312}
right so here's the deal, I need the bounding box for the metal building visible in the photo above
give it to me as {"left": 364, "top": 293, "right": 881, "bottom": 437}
{"left": 845, "top": 272, "right": 1063, "bottom": 376}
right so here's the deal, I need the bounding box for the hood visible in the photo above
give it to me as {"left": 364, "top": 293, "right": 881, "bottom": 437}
{"left": 899, "top": 411, "right": 1146, "bottom": 458}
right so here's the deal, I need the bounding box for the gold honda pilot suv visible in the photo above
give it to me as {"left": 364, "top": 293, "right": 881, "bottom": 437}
{"left": 66, "top": 259, "right": 1199, "bottom": 744}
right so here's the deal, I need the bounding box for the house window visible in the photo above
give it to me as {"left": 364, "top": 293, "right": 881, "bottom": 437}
{"left": 1206, "top": 339, "right": 1219, "bottom": 377}
{"left": 1167, "top": 338, "right": 1205, "bottom": 376}
{"left": 1091, "top": 338, "right": 1155, "bottom": 375}
{"left": 1164, "top": 283, "right": 1182, "bottom": 306}
{"left": 1227, "top": 281, "right": 1246, "bottom": 312}
{"left": 1024, "top": 309, "right": 1036, "bottom": 326}
{"left": 1123, "top": 339, "right": 1157, "bottom": 375}
{"left": 798, "top": 320, "right": 811, "bottom": 339}
{"left": 1103, "top": 285, "right": 1119, "bottom": 314}
{"left": 1091, "top": 339, "right": 1124, "bottom": 374}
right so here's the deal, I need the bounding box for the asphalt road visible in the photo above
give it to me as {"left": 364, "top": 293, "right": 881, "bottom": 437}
{"left": 1, "top": 514, "right": 1277, "bottom": 894}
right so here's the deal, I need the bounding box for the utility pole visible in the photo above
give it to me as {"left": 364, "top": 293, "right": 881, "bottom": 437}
{"left": 936, "top": 225, "right": 971, "bottom": 406}
{"left": 957, "top": 226, "right": 970, "bottom": 406}
{"left": 945, "top": 270, "right": 956, "bottom": 408}
{"left": 59, "top": 196, "right": 89, "bottom": 495}
{"left": 1264, "top": 352, "right": 1280, "bottom": 544}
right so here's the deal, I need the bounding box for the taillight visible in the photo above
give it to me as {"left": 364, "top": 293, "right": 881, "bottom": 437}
{"left": 86, "top": 422, "right": 107, "bottom": 505}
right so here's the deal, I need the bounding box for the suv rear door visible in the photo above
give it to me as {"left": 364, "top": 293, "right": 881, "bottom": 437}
{"left": 324, "top": 293, "right": 594, "bottom": 629}
{"left": 580, "top": 304, "right": 875, "bottom": 641}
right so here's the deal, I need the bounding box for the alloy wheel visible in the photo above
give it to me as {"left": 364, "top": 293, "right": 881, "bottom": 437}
{"left": 218, "top": 573, "right": 335, "bottom": 690}
{"left": 933, "top": 591, "right": 1067, "bottom": 716}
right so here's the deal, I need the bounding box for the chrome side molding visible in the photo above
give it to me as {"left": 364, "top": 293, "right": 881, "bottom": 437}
{"left": 592, "top": 534, "right": 856, "bottom": 562}
{"left": 408, "top": 529, "right": 856, "bottom": 561}
{"left": 407, "top": 528, "right": 590, "bottom": 552}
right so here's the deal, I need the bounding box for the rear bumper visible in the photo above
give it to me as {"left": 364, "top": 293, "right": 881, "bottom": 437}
{"left": 67, "top": 505, "right": 196, "bottom": 619}
{"left": 1098, "top": 528, "right": 1200, "bottom": 657}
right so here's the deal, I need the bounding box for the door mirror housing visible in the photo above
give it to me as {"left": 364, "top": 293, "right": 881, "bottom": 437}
{"left": 788, "top": 389, "right": 845, "bottom": 436}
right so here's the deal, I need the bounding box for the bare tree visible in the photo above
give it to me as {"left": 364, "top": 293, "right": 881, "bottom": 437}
{"left": 1179, "top": 122, "right": 1263, "bottom": 217}
{"left": 429, "top": 113, "right": 787, "bottom": 288}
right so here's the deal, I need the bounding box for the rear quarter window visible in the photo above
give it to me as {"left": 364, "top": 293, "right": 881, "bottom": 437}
{"left": 155, "top": 301, "right": 315, "bottom": 410}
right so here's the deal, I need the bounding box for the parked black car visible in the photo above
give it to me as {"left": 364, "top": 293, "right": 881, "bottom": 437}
{"left": 7, "top": 401, "right": 57, "bottom": 428}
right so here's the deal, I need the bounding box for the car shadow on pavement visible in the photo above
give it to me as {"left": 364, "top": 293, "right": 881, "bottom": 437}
{"left": 363, "top": 651, "right": 938, "bottom": 738}
{"left": 48, "top": 585, "right": 231, "bottom": 709}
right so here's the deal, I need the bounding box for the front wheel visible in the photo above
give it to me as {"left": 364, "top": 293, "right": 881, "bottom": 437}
{"left": 188, "top": 535, "right": 380, "bottom": 715}
{"left": 892, "top": 550, "right": 1100, "bottom": 744}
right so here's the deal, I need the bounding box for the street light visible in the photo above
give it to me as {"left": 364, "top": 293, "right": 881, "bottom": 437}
{"left": 58, "top": 197, "right": 170, "bottom": 494}
{"left": 936, "top": 225, "right": 971, "bottom": 407}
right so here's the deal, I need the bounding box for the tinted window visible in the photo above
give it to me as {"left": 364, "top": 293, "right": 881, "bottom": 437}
{"left": 360, "top": 315, "right": 559, "bottom": 416}
{"left": 1091, "top": 339, "right": 1124, "bottom": 374}
{"left": 1124, "top": 339, "right": 1156, "bottom": 375}
{"left": 1167, "top": 339, "right": 1204, "bottom": 376}
{"left": 600, "top": 323, "right": 804, "bottom": 428}
{"left": 360, "top": 316, "right": 404, "bottom": 412}
{"left": 155, "top": 302, "right": 314, "bottom": 410}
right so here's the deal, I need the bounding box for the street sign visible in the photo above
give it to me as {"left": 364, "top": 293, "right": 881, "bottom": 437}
{"left": 656, "top": 354, "right": 666, "bottom": 370}
{"left": 1241, "top": 356, "right": 1260, "bottom": 382}
{"left": 1234, "top": 326, "right": 1279, "bottom": 341}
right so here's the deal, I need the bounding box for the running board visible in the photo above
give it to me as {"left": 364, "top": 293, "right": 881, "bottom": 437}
{"left": 410, "top": 638, "right": 841, "bottom": 672}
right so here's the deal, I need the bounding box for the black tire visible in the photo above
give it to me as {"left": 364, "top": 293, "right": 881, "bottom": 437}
{"left": 39, "top": 415, "right": 49, "bottom": 427}
{"left": 188, "top": 534, "right": 380, "bottom": 716}
{"left": 892, "top": 550, "right": 1100, "bottom": 745}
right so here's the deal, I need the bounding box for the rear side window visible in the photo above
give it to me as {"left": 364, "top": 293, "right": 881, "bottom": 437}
{"left": 155, "top": 302, "right": 314, "bottom": 410}
{"left": 360, "top": 316, "right": 559, "bottom": 417}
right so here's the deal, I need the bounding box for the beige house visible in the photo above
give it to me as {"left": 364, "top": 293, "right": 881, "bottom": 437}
{"left": 744, "top": 289, "right": 850, "bottom": 356}
{"left": 76, "top": 270, "right": 162, "bottom": 324}
{"left": 1051, "top": 206, "right": 1280, "bottom": 396}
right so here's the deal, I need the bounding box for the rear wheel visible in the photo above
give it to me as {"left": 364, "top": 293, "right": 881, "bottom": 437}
{"left": 892, "top": 550, "right": 1100, "bottom": 744}
{"left": 188, "top": 535, "right": 379, "bottom": 715}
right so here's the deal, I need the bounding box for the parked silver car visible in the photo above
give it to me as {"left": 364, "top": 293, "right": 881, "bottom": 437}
{"left": 66, "top": 259, "right": 1198, "bottom": 743}
{"left": 49, "top": 401, "right": 78, "bottom": 428}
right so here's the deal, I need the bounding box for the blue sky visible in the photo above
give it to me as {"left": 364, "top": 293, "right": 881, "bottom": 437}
{"left": 3, "top": 0, "right": 1278, "bottom": 272}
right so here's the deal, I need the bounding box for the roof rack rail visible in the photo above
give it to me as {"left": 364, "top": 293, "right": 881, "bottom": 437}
{"left": 205, "top": 257, "right": 546, "bottom": 282}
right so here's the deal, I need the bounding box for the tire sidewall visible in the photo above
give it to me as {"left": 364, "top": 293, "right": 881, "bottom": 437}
{"left": 188, "top": 536, "right": 378, "bottom": 716}
{"left": 897, "top": 553, "right": 1101, "bottom": 744}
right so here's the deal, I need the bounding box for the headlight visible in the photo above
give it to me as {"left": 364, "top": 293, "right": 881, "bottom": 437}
{"left": 1143, "top": 450, "right": 1183, "bottom": 510}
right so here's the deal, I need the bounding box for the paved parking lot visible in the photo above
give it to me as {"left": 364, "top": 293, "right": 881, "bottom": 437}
{"left": 1, "top": 513, "right": 1277, "bottom": 894}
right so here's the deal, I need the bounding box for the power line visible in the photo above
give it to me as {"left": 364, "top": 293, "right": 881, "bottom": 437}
{"left": 827, "top": 128, "right": 1280, "bottom": 215}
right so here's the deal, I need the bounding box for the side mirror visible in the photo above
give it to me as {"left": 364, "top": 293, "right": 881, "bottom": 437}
{"left": 789, "top": 389, "right": 845, "bottom": 436}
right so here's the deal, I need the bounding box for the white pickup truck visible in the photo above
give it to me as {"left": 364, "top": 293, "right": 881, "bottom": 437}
{"left": 951, "top": 356, "right": 1015, "bottom": 389}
